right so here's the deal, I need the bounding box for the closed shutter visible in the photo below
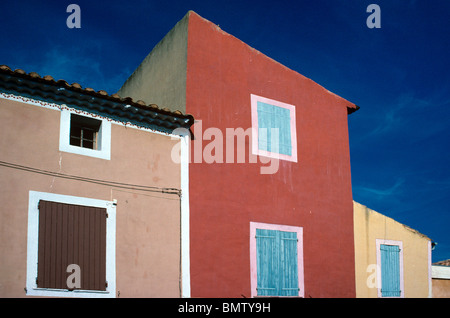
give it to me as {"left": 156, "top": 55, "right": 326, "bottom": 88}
{"left": 256, "top": 229, "right": 298, "bottom": 296}
{"left": 256, "top": 229, "right": 278, "bottom": 296}
{"left": 279, "top": 231, "right": 299, "bottom": 296}
{"left": 37, "top": 200, "right": 107, "bottom": 291}
{"left": 257, "top": 101, "right": 292, "bottom": 156}
{"left": 380, "top": 244, "right": 401, "bottom": 297}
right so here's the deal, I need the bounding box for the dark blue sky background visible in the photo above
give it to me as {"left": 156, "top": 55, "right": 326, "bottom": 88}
{"left": 1, "top": 1, "right": 449, "bottom": 262}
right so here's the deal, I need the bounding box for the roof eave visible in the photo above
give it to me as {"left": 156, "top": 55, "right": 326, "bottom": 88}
{"left": 0, "top": 65, "right": 195, "bottom": 132}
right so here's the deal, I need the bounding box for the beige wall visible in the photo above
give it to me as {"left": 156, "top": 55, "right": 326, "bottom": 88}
{"left": 432, "top": 265, "right": 450, "bottom": 298}
{"left": 0, "top": 97, "right": 182, "bottom": 297}
{"left": 432, "top": 279, "right": 450, "bottom": 298}
{"left": 354, "top": 201, "right": 431, "bottom": 298}
{"left": 118, "top": 12, "right": 189, "bottom": 113}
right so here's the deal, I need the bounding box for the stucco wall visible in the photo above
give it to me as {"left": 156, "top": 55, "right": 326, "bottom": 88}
{"left": 184, "top": 12, "right": 356, "bottom": 298}
{"left": 432, "top": 279, "right": 450, "bottom": 298}
{"left": 118, "top": 12, "right": 189, "bottom": 113}
{"left": 432, "top": 265, "right": 450, "bottom": 298}
{"left": 353, "top": 201, "right": 431, "bottom": 298}
{"left": 118, "top": 10, "right": 358, "bottom": 298}
{"left": 0, "top": 96, "right": 182, "bottom": 297}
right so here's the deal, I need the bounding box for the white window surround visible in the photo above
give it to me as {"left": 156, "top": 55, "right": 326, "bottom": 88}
{"left": 375, "top": 239, "right": 404, "bottom": 298}
{"left": 59, "top": 108, "right": 111, "bottom": 160}
{"left": 250, "top": 94, "right": 298, "bottom": 163}
{"left": 26, "top": 191, "right": 116, "bottom": 298}
{"left": 249, "top": 222, "right": 304, "bottom": 298}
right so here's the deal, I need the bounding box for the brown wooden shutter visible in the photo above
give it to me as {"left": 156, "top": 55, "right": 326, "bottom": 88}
{"left": 37, "top": 200, "right": 107, "bottom": 291}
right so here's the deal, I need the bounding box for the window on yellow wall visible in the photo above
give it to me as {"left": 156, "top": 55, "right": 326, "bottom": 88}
{"left": 376, "top": 239, "right": 404, "bottom": 298}
{"left": 380, "top": 244, "right": 401, "bottom": 297}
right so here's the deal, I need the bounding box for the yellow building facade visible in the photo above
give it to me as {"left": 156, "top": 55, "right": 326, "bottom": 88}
{"left": 353, "top": 202, "right": 432, "bottom": 298}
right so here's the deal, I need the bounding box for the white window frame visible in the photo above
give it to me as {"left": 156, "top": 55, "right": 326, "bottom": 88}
{"left": 26, "top": 191, "right": 116, "bottom": 298}
{"left": 59, "top": 108, "right": 111, "bottom": 160}
{"left": 249, "top": 222, "right": 304, "bottom": 298}
{"left": 376, "top": 239, "right": 404, "bottom": 298}
{"left": 250, "top": 94, "right": 298, "bottom": 163}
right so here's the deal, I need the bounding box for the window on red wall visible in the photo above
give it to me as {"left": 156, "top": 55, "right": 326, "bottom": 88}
{"left": 250, "top": 94, "right": 297, "bottom": 162}
{"left": 250, "top": 222, "right": 304, "bottom": 297}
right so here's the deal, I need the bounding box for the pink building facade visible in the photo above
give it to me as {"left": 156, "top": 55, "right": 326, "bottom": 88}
{"left": 0, "top": 65, "right": 193, "bottom": 297}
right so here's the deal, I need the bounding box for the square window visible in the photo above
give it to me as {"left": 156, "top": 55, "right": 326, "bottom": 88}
{"left": 69, "top": 114, "right": 101, "bottom": 150}
{"left": 59, "top": 109, "right": 111, "bottom": 160}
{"left": 251, "top": 94, "right": 297, "bottom": 162}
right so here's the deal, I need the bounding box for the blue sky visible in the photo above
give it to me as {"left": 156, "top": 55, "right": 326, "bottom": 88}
{"left": 0, "top": 1, "right": 449, "bottom": 262}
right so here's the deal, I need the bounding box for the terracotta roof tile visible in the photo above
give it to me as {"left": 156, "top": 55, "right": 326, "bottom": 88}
{"left": 434, "top": 259, "right": 450, "bottom": 266}
{"left": 0, "top": 64, "right": 194, "bottom": 130}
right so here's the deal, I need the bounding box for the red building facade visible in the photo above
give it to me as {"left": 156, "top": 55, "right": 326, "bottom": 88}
{"left": 119, "top": 11, "right": 359, "bottom": 297}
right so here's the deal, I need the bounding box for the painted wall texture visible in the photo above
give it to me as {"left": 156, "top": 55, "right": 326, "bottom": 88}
{"left": 432, "top": 265, "right": 450, "bottom": 298}
{"left": 353, "top": 201, "right": 432, "bottom": 298}
{"left": 118, "top": 14, "right": 188, "bottom": 113}
{"left": 0, "top": 97, "right": 183, "bottom": 297}
{"left": 432, "top": 279, "right": 450, "bottom": 298}
{"left": 120, "top": 11, "right": 359, "bottom": 297}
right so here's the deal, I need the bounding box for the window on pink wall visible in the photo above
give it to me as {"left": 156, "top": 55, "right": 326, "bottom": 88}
{"left": 250, "top": 94, "right": 297, "bottom": 162}
{"left": 250, "top": 222, "right": 304, "bottom": 297}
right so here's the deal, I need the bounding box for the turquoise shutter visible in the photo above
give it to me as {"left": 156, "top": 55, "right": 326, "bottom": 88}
{"left": 257, "top": 102, "right": 292, "bottom": 156}
{"left": 279, "top": 231, "right": 299, "bottom": 296}
{"left": 256, "top": 229, "right": 299, "bottom": 296}
{"left": 380, "top": 244, "right": 401, "bottom": 297}
{"left": 256, "top": 229, "right": 278, "bottom": 296}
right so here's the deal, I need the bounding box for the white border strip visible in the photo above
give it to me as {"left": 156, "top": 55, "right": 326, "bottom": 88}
{"left": 180, "top": 132, "right": 191, "bottom": 298}
{"left": 432, "top": 265, "right": 450, "bottom": 279}
{"left": 428, "top": 241, "right": 432, "bottom": 298}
